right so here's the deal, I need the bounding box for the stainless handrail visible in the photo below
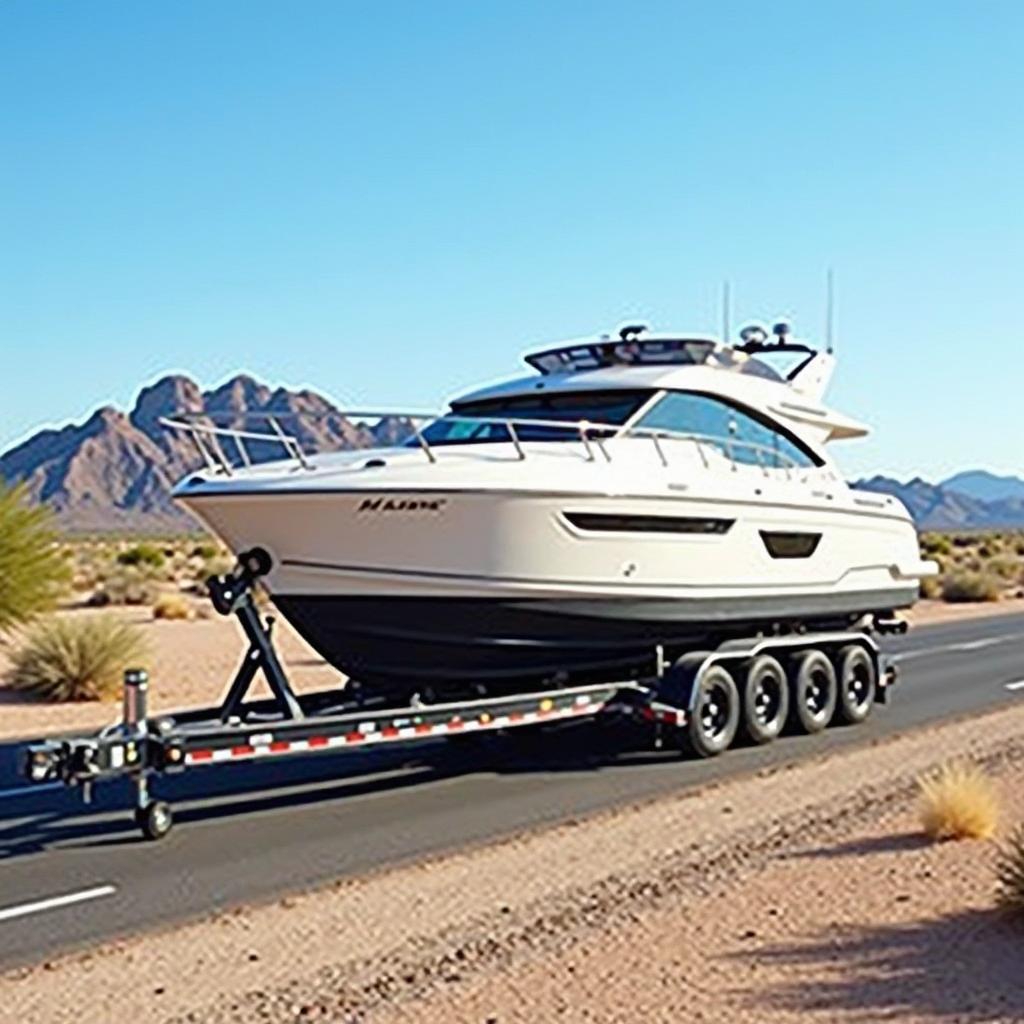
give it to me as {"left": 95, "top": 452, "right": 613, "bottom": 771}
{"left": 160, "top": 411, "right": 808, "bottom": 477}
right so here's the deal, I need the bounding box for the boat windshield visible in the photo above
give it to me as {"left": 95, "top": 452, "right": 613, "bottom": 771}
{"left": 412, "top": 389, "right": 652, "bottom": 446}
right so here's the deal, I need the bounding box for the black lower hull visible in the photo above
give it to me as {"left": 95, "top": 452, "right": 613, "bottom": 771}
{"left": 272, "top": 591, "right": 910, "bottom": 701}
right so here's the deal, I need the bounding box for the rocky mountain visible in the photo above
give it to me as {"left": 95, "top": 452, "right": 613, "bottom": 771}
{"left": 855, "top": 475, "right": 1024, "bottom": 530}
{"left": 0, "top": 374, "right": 412, "bottom": 533}
{"left": 941, "top": 469, "right": 1024, "bottom": 504}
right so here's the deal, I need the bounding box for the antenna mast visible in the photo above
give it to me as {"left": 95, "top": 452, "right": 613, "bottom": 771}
{"left": 825, "top": 268, "right": 835, "bottom": 354}
{"left": 721, "top": 280, "right": 731, "bottom": 344}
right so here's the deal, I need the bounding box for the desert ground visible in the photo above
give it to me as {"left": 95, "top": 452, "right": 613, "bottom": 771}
{"left": 0, "top": 604, "right": 337, "bottom": 741}
{"left": 2, "top": 701, "right": 1022, "bottom": 1023}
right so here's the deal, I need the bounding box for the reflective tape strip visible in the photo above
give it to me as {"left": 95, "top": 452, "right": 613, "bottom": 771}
{"left": 183, "top": 698, "right": 611, "bottom": 765}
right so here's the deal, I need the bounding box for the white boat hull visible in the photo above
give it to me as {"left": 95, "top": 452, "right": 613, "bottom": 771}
{"left": 180, "top": 479, "right": 924, "bottom": 697}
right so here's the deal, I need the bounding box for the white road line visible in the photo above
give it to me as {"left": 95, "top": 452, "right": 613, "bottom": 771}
{"left": 1005, "top": 680, "right": 1024, "bottom": 692}
{"left": 894, "top": 632, "right": 1024, "bottom": 663}
{"left": 0, "top": 885, "right": 116, "bottom": 923}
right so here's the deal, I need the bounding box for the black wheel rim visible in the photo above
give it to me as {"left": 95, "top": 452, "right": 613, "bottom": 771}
{"left": 753, "top": 675, "right": 782, "bottom": 725}
{"left": 805, "top": 667, "right": 831, "bottom": 718}
{"left": 845, "top": 663, "right": 871, "bottom": 710}
{"left": 700, "top": 681, "right": 731, "bottom": 739}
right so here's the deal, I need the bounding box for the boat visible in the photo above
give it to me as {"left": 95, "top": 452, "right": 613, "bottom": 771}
{"left": 167, "top": 322, "right": 935, "bottom": 703}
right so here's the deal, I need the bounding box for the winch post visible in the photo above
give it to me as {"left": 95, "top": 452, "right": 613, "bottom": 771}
{"left": 208, "top": 560, "right": 304, "bottom": 722}
{"left": 123, "top": 667, "right": 148, "bottom": 727}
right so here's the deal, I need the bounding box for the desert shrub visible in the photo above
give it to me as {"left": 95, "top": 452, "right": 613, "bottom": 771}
{"left": 952, "top": 535, "right": 976, "bottom": 548}
{"left": 0, "top": 484, "right": 70, "bottom": 632}
{"left": 987, "top": 556, "right": 1023, "bottom": 581}
{"left": 117, "top": 543, "right": 165, "bottom": 569}
{"left": 6, "top": 615, "right": 150, "bottom": 701}
{"left": 918, "top": 761, "right": 999, "bottom": 841}
{"left": 919, "top": 576, "right": 943, "bottom": 600}
{"left": 91, "top": 566, "right": 158, "bottom": 606}
{"left": 996, "top": 824, "right": 1024, "bottom": 913}
{"left": 191, "top": 542, "right": 218, "bottom": 560}
{"left": 941, "top": 572, "right": 1002, "bottom": 603}
{"left": 152, "top": 593, "right": 193, "bottom": 620}
{"left": 921, "top": 533, "right": 952, "bottom": 557}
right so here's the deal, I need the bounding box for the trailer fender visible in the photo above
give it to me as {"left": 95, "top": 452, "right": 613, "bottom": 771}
{"left": 655, "top": 651, "right": 715, "bottom": 713}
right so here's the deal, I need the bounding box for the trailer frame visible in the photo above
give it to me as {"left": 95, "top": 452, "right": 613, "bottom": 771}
{"left": 23, "top": 563, "right": 901, "bottom": 840}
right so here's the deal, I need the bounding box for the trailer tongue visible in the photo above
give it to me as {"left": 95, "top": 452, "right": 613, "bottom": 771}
{"left": 24, "top": 556, "right": 899, "bottom": 841}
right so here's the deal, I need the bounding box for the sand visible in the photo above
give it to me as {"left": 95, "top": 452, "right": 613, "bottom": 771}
{"left": 3, "top": 701, "right": 1023, "bottom": 1024}
{"left": 0, "top": 605, "right": 338, "bottom": 742}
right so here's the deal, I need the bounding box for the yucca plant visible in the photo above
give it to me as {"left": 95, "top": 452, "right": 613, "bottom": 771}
{"left": 6, "top": 615, "right": 150, "bottom": 701}
{"left": 0, "top": 483, "right": 70, "bottom": 632}
{"left": 996, "top": 824, "right": 1024, "bottom": 913}
{"left": 917, "top": 761, "right": 1000, "bottom": 841}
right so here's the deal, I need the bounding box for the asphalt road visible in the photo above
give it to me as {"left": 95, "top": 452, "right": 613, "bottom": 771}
{"left": 1, "top": 611, "right": 1023, "bottom": 971}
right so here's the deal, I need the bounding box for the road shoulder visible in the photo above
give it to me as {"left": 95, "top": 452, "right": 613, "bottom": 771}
{"left": 3, "top": 701, "right": 1023, "bottom": 1024}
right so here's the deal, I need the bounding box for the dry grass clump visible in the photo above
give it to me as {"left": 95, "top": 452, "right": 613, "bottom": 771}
{"left": 918, "top": 761, "right": 1000, "bottom": 841}
{"left": 89, "top": 566, "right": 159, "bottom": 606}
{"left": 6, "top": 615, "right": 150, "bottom": 701}
{"left": 995, "top": 825, "right": 1024, "bottom": 913}
{"left": 152, "top": 592, "right": 193, "bottom": 620}
{"left": 940, "top": 571, "right": 1002, "bottom": 603}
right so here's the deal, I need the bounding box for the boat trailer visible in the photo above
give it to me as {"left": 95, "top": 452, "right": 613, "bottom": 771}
{"left": 23, "top": 558, "right": 901, "bottom": 840}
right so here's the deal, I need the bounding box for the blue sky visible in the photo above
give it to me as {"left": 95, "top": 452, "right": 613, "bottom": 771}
{"left": 2, "top": 1, "right": 1021, "bottom": 479}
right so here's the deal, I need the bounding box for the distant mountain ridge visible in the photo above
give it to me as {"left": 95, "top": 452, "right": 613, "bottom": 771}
{"left": 0, "top": 373, "right": 409, "bottom": 533}
{"left": 940, "top": 469, "right": 1024, "bottom": 504}
{"left": 855, "top": 475, "right": 1024, "bottom": 529}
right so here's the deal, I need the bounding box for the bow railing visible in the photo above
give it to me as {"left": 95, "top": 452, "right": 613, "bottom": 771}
{"left": 160, "top": 411, "right": 809, "bottom": 479}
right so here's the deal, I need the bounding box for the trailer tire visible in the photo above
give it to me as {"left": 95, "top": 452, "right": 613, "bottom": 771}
{"left": 136, "top": 800, "right": 173, "bottom": 841}
{"left": 741, "top": 654, "right": 789, "bottom": 744}
{"left": 835, "top": 644, "right": 876, "bottom": 724}
{"left": 685, "top": 665, "right": 739, "bottom": 758}
{"left": 788, "top": 650, "right": 837, "bottom": 734}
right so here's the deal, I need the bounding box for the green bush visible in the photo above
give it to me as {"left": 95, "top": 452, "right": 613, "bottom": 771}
{"left": 919, "top": 575, "right": 943, "bottom": 600}
{"left": 941, "top": 572, "right": 1002, "bottom": 603}
{"left": 0, "top": 484, "right": 70, "bottom": 633}
{"left": 116, "top": 543, "right": 166, "bottom": 569}
{"left": 190, "top": 542, "right": 218, "bottom": 560}
{"left": 921, "top": 533, "right": 952, "bottom": 557}
{"left": 6, "top": 615, "right": 150, "bottom": 701}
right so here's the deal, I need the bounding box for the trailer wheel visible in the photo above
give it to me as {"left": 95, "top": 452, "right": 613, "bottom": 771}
{"left": 835, "top": 645, "right": 876, "bottom": 724}
{"left": 741, "top": 655, "right": 789, "bottom": 744}
{"left": 685, "top": 665, "right": 739, "bottom": 758}
{"left": 788, "top": 650, "right": 837, "bottom": 734}
{"left": 136, "top": 800, "right": 173, "bottom": 841}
